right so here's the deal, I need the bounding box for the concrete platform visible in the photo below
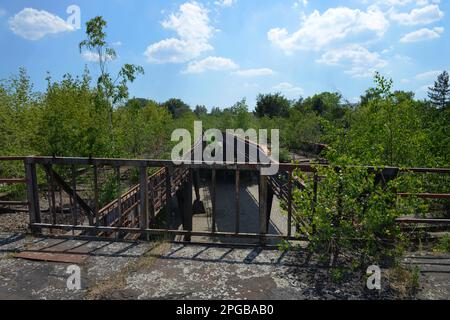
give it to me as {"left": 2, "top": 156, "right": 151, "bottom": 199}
{"left": 1, "top": 233, "right": 449, "bottom": 300}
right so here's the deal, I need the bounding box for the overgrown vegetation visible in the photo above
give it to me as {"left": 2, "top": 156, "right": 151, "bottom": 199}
{"left": 0, "top": 16, "right": 448, "bottom": 290}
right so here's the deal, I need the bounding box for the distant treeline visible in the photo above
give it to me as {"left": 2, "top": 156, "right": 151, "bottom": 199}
{"left": 0, "top": 69, "right": 449, "bottom": 170}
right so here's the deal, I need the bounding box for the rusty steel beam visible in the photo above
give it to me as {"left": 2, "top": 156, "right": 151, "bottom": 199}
{"left": 397, "top": 193, "right": 450, "bottom": 199}
{"left": 42, "top": 164, "right": 94, "bottom": 225}
{"left": 32, "top": 223, "right": 306, "bottom": 241}
{"left": 0, "top": 201, "right": 28, "bottom": 206}
{"left": 396, "top": 218, "right": 450, "bottom": 224}
{"left": 2, "top": 156, "right": 449, "bottom": 175}
{"left": 0, "top": 178, "right": 26, "bottom": 185}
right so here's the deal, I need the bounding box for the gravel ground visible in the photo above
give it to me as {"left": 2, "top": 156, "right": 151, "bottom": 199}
{"left": 0, "top": 212, "right": 29, "bottom": 234}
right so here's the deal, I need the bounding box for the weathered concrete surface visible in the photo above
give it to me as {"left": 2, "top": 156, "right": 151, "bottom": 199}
{"left": 403, "top": 253, "right": 450, "bottom": 300}
{"left": 1, "top": 231, "right": 449, "bottom": 300}
{"left": 0, "top": 232, "right": 154, "bottom": 300}
{"left": 122, "top": 243, "right": 450, "bottom": 300}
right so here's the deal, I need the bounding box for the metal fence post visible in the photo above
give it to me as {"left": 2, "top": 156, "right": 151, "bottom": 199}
{"left": 139, "top": 166, "right": 149, "bottom": 235}
{"left": 25, "top": 157, "right": 40, "bottom": 233}
{"left": 259, "top": 171, "right": 268, "bottom": 245}
{"left": 182, "top": 169, "right": 193, "bottom": 242}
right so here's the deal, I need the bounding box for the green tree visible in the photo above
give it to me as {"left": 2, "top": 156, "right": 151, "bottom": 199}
{"left": 325, "top": 73, "right": 433, "bottom": 167}
{"left": 0, "top": 68, "right": 42, "bottom": 156}
{"left": 162, "top": 98, "right": 191, "bottom": 119}
{"left": 298, "top": 92, "right": 343, "bottom": 120}
{"left": 79, "top": 16, "right": 144, "bottom": 154}
{"left": 194, "top": 105, "right": 208, "bottom": 117}
{"left": 255, "top": 93, "right": 290, "bottom": 118}
{"left": 428, "top": 71, "right": 450, "bottom": 109}
{"left": 115, "top": 99, "right": 173, "bottom": 158}
{"left": 230, "top": 98, "right": 252, "bottom": 129}
{"left": 286, "top": 109, "right": 322, "bottom": 149}
{"left": 41, "top": 71, "right": 110, "bottom": 157}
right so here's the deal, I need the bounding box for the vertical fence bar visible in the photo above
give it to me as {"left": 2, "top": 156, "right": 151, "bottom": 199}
{"left": 25, "top": 158, "right": 40, "bottom": 233}
{"left": 134, "top": 191, "right": 139, "bottom": 228}
{"left": 116, "top": 166, "right": 122, "bottom": 237}
{"left": 71, "top": 165, "right": 78, "bottom": 227}
{"left": 45, "top": 170, "right": 52, "bottom": 225}
{"left": 182, "top": 170, "right": 193, "bottom": 242}
{"left": 49, "top": 165, "right": 57, "bottom": 226}
{"left": 139, "top": 166, "right": 149, "bottom": 233}
{"left": 165, "top": 167, "right": 172, "bottom": 218}
{"left": 59, "top": 186, "right": 63, "bottom": 217}
{"left": 211, "top": 169, "right": 216, "bottom": 233}
{"left": 235, "top": 169, "right": 240, "bottom": 234}
{"left": 259, "top": 172, "right": 268, "bottom": 245}
{"left": 287, "top": 170, "right": 293, "bottom": 237}
{"left": 93, "top": 165, "right": 99, "bottom": 228}
{"left": 149, "top": 177, "right": 155, "bottom": 222}
{"left": 311, "top": 172, "right": 318, "bottom": 235}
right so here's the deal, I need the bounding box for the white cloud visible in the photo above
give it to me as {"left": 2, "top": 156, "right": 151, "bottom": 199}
{"left": 273, "top": 82, "right": 304, "bottom": 95}
{"left": 363, "top": 0, "right": 441, "bottom": 7}
{"left": 293, "top": 0, "right": 308, "bottom": 8}
{"left": 317, "top": 45, "right": 387, "bottom": 78}
{"left": 400, "top": 27, "right": 443, "bottom": 42}
{"left": 233, "top": 68, "right": 275, "bottom": 77}
{"left": 389, "top": 4, "right": 444, "bottom": 25}
{"left": 81, "top": 51, "right": 116, "bottom": 62}
{"left": 9, "top": 8, "right": 75, "bottom": 40}
{"left": 144, "top": 2, "right": 215, "bottom": 63}
{"left": 415, "top": 70, "right": 441, "bottom": 79}
{"left": 182, "top": 56, "right": 238, "bottom": 74}
{"left": 268, "top": 6, "right": 389, "bottom": 54}
{"left": 214, "top": 0, "right": 237, "bottom": 7}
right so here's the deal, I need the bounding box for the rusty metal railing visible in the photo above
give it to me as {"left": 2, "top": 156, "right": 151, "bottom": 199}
{"left": 1, "top": 153, "right": 450, "bottom": 244}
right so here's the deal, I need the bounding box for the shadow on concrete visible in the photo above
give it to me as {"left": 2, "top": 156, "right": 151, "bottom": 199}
{"left": 0, "top": 234, "right": 152, "bottom": 259}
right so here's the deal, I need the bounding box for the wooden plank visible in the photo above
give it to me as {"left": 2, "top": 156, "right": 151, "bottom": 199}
{"left": 15, "top": 251, "right": 88, "bottom": 264}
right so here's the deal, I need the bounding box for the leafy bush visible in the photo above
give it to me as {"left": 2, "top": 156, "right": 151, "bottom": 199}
{"left": 292, "top": 164, "right": 422, "bottom": 266}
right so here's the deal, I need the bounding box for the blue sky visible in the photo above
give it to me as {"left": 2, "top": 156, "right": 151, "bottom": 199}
{"left": 0, "top": 0, "right": 448, "bottom": 110}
